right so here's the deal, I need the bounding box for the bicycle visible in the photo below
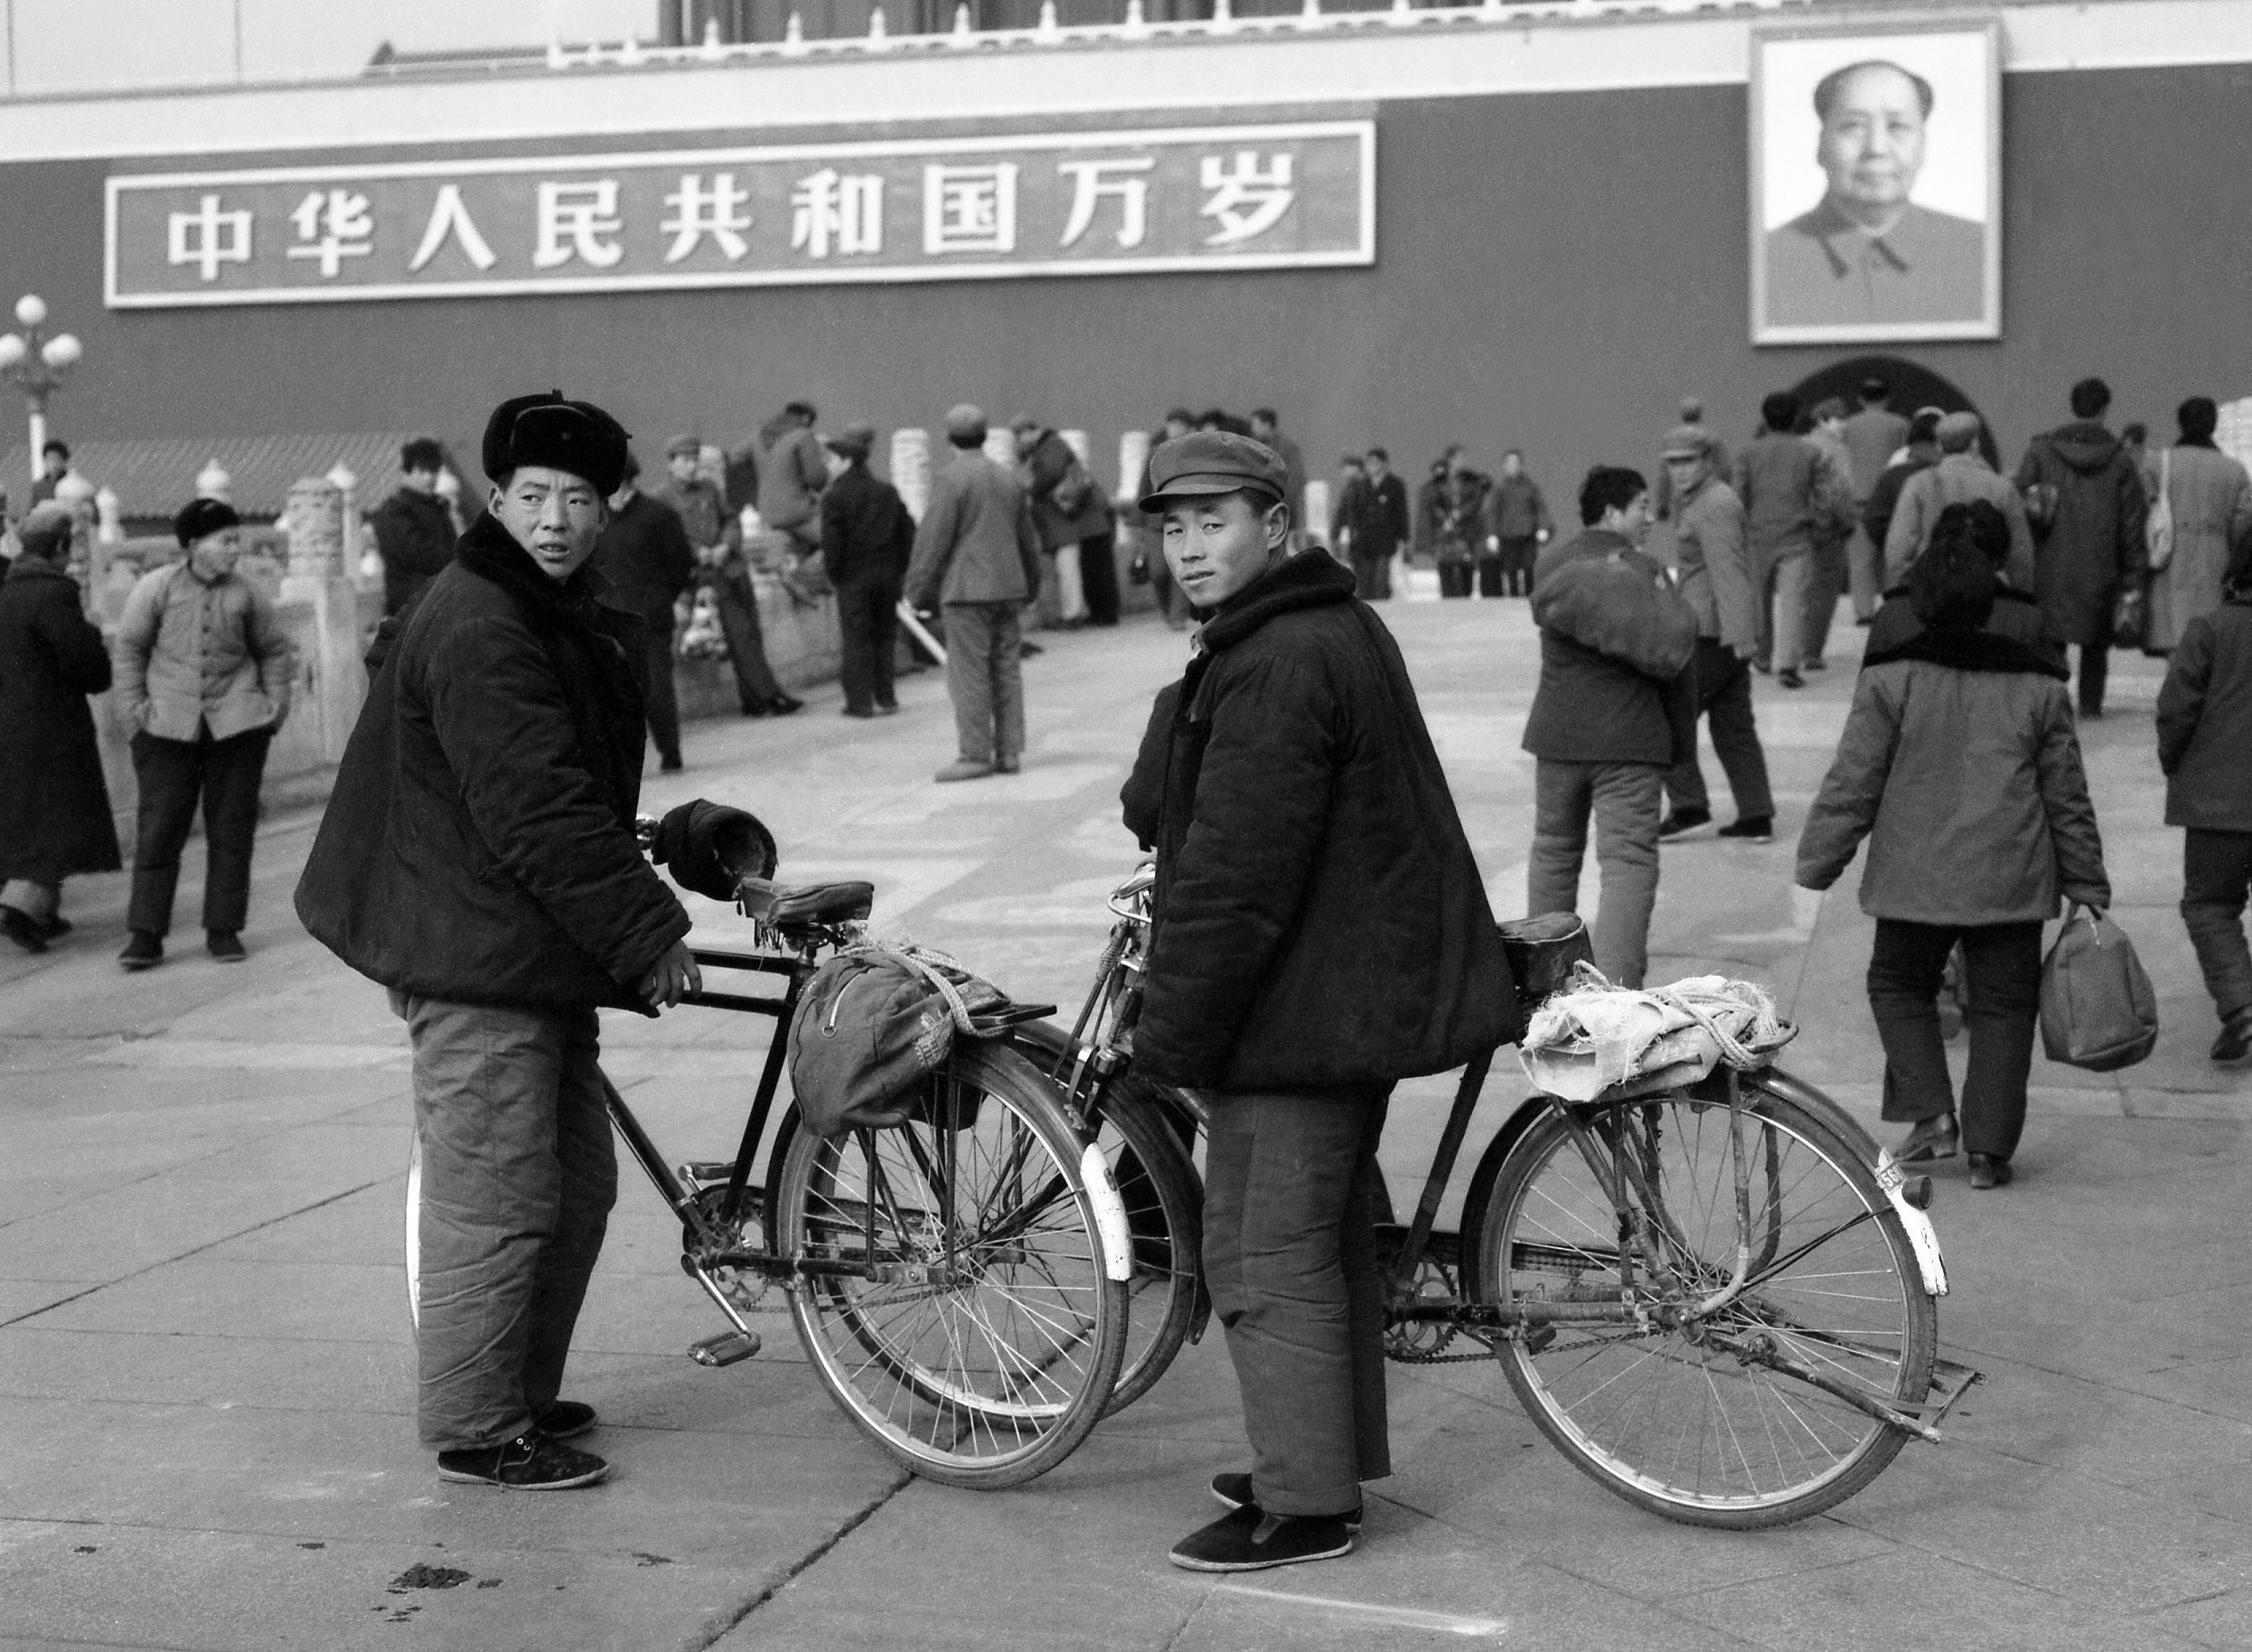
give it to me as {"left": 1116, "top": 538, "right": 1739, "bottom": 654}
{"left": 405, "top": 818, "right": 1136, "bottom": 1490}
{"left": 1022, "top": 864, "right": 1985, "bottom": 1528}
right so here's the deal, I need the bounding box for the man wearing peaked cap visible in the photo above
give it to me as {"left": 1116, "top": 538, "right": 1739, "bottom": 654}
{"left": 1123, "top": 429, "right": 1515, "bottom": 1573}
{"left": 297, "top": 390, "right": 700, "bottom": 1492}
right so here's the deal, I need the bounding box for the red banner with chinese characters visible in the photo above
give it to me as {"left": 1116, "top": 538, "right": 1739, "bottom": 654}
{"left": 105, "top": 121, "right": 1374, "bottom": 308}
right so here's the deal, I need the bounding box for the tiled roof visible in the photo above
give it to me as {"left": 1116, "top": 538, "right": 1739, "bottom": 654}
{"left": 0, "top": 432, "right": 467, "bottom": 521}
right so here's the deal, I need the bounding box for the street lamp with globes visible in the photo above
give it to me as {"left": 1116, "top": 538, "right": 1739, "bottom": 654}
{"left": 0, "top": 295, "right": 84, "bottom": 494}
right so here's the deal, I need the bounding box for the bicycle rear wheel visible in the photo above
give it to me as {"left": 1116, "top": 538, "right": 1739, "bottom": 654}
{"left": 1468, "top": 1085, "right": 1936, "bottom": 1528}
{"left": 774, "top": 1042, "right": 1129, "bottom": 1488}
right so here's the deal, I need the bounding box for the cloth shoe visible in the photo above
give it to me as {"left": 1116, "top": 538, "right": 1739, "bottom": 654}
{"left": 766, "top": 694, "right": 805, "bottom": 716}
{"left": 660, "top": 755, "right": 685, "bottom": 772}
{"left": 1168, "top": 1506, "right": 1355, "bottom": 1572}
{"left": 1209, "top": 1472, "right": 1361, "bottom": 1531}
{"left": 1894, "top": 1112, "right": 1958, "bottom": 1164}
{"left": 1, "top": 906, "right": 49, "bottom": 954}
{"left": 2210, "top": 1008, "right": 2252, "bottom": 1063}
{"left": 1967, "top": 1153, "right": 2013, "bottom": 1190}
{"left": 875, "top": 700, "right": 899, "bottom": 715}
{"left": 841, "top": 706, "right": 877, "bottom": 719}
{"left": 436, "top": 1430, "right": 608, "bottom": 1489}
{"left": 207, "top": 931, "right": 247, "bottom": 962}
{"left": 41, "top": 915, "right": 71, "bottom": 939}
{"left": 934, "top": 759, "right": 994, "bottom": 784}
{"left": 1658, "top": 808, "right": 1712, "bottom": 841}
{"left": 1778, "top": 670, "right": 1806, "bottom": 690}
{"left": 534, "top": 1400, "right": 597, "bottom": 1440}
{"left": 119, "top": 931, "right": 164, "bottom": 971}
{"left": 993, "top": 754, "right": 1020, "bottom": 774}
{"left": 1716, "top": 816, "right": 1773, "bottom": 842}
{"left": 1804, "top": 657, "right": 1828, "bottom": 671}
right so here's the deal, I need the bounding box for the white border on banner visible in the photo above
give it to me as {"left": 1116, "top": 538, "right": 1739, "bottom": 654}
{"left": 104, "top": 119, "right": 1377, "bottom": 309}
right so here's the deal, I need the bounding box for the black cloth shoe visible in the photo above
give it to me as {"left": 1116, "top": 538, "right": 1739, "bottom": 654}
{"left": 1894, "top": 1113, "right": 1958, "bottom": 1164}
{"left": 119, "top": 931, "right": 164, "bottom": 971}
{"left": 41, "top": 915, "right": 71, "bottom": 939}
{"left": 436, "top": 1431, "right": 608, "bottom": 1489}
{"left": 1778, "top": 670, "right": 1806, "bottom": 690}
{"left": 1716, "top": 816, "right": 1773, "bottom": 842}
{"left": 739, "top": 700, "right": 770, "bottom": 718}
{"left": 841, "top": 706, "right": 876, "bottom": 718}
{"left": 534, "top": 1400, "right": 597, "bottom": 1440}
{"left": 659, "top": 755, "right": 685, "bottom": 772}
{"left": 1967, "top": 1153, "right": 2013, "bottom": 1190}
{"left": 1209, "top": 1471, "right": 1361, "bottom": 1531}
{"left": 207, "top": 931, "right": 247, "bottom": 962}
{"left": 766, "top": 694, "right": 805, "bottom": 716}
{"left": 1169, "top": 1506, "right": 1355, "bottom": 1572}
{"left": 875, "top": 699, "right": 899, "bottom": 714}
{"left": 1804, "top": 658, "right": 1828, "bottom": 672}
{"left": 2210, "top": 1008, "right": 2252, "bottom": 1063}
{"left": 1658, "top": 808, "right": 1712, "bottom": 841}
{"left": 1, "top": 906, "right": 49, "bottom": 954}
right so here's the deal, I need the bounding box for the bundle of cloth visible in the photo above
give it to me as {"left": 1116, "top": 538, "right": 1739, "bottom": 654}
{"left": 1518, "top": 972, "right": 1795, "bottom": 1103}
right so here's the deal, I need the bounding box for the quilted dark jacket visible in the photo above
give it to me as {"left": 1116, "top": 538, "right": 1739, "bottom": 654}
{"left": 1121, "top": 551, "right": 1515, "bottom": 1091}
{"left": 295, "top": 514, "right": 689, "bottom": 1011}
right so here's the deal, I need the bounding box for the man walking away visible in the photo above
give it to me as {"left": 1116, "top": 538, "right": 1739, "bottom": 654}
{"left": 1016, "top": 418, "right": 1120, "bottom": 627}
{"left": 1430, "top": 446, "right": 1489, "bottom": 599}
{"left": 1482, "top": 449, "right": 1552, "bottom": 597}
{"left": 671, "top": 432, "right": 800, "bottom": 719}
{"left": 371, "top": 437, "right": 458, "bottom": 616}
{"left": 905, "top": 405, "right": 1044, "bottom": 783}
{"left": 592, "top": 453, "right": 695, "bottom": 771}
{"left": 755, "top": 401, "right": 828, "bottom": 558}
{"left": 1736, "top": 393, "right": 1834, "bottom": 688}
{"left": 1525, "top": 467, "right": 1699, "bottom": 987}
{"left": 1841, "top": 377, "right": 1910, "bottom": 621}
{"left": 1862, "top": 408, "right": 1942, "bottom": 588}
{"left": 2017, "top": 378, "right": 2149, "bottom": 718}
{"left": 821, "top": 420, "right": 915, "bottom": 718}
{"left": 1340, "top": 448, "right": 1409, "bottom": 600}
{"left": 297, "top": 391, "right": 699, "bottom": 1492}
{"left": 1800, "top": 398, "right": 1857, "bottom": 670}
{"left": 1248, "top": 408, "right": 1309, "bottom": 547}
{"left": 1657, "top": 427, "right": 1774, "bottom": 843}
{"left": 2155, "top": 540, "right": 2252, "bottom": 1062}
{"left": 1124, "top": 430, "right": 1513, "bottom": 1572}
{"left": 1885, "top": 412, "right": 2037, "bottom": 593}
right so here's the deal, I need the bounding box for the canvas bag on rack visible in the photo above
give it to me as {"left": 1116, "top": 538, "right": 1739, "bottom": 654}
{"left": 787, "top": 943, "right": 1009, "bottom": 1139}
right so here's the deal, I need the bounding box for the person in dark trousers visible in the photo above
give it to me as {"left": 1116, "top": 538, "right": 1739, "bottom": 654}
{"left": 1428, "top": 446, "right": 1489, "bottom": 599}
{"left": 1481, "top": 449, "right": 1552, "bottom": 596}
{"left": 297, "top": 391, "right": 699, "bottom": 1492}
{"left": 0, "top": 505, "right": 118, "bottom": 953}
{"left": 111, "top": 498, "right": 294, "bottom": 970}
{"left": 904, "top": 405, "right": 1044, "bottom": 784}
{"left": 592, "top": 454, "right": 696, "bottom": 771}
{"left": 370, "top": 437, "right": 458, "bottom": 616}
{"left": 1016, "top": 418, "right": 1120, "bottom": 627}
{"left": 2156, "top": 540, "right": 2252, "bottom": 1062}
{"left": 1657, "top": 426, "right": 1774, "bottom": 842}
{"left": 1338, "top": 447, "right": 1409, "bottom": 599}
{"left": 820, "top": 420, "right": 915, "bottom": 718}
{"left": 1799, "top": 519, "right": 2110, "bottom": 1189}
{"left": 2016, "top": 376, "right": 2148, "bottom": 718}
{"left": 1736, "top": 392, "right": 1850, "bottom": 688}
{"left": 667, "top": 436, "right": 799, "bottom": 721}
{"left": 1124, "top": 430, "right": 1514, "bottom": 1573}
{"left": 1840, "top": 378, "right": 1910, "bottom": 622}
{"left": 1861, "top": 408, "right": 1943, "bottom": 572}
{"left": 1524, "top": 467, "right": 1699, "bottom": 986}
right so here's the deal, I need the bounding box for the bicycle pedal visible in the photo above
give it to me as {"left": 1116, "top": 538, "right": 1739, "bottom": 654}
{"left": 688, "top": 1330, "right": 761, "bottom": 1367}
{"left": 677, "top": 1161, "right": 737, "bottom": 1188}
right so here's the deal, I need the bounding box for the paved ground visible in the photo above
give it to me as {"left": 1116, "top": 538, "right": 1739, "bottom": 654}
{"left": 3, "top": 591, "right": 2248, "bottom": 1651}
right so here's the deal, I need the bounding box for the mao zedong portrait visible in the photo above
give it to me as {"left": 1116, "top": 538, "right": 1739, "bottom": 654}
{"left": 1764, "top": 58, "right": 1986, "bottom": 329}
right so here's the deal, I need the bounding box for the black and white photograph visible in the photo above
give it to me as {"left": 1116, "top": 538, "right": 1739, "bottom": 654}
{"left": 1751, "top": 18, "right": 2003, "bottom": 343}
{"left": 2, "top": 0, "right": 2249, "bottom": 1647}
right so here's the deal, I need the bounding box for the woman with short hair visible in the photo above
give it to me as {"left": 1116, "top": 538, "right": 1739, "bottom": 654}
{"left": 1797, "top": 516, "right": 2111, "bottom": 1189}
{"left": 110, "top": 498, "right": 293, "bottom": 969}
{"left": 2144, "top": 396, "right": 2252, "bottom": 654}
{"left": 0, "top": 505, "right": 119, "bottom": 952}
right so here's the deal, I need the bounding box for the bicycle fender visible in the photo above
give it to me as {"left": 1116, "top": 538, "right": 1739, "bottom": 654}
{"left": 1875, "top": 1149, "right": 1950, "bottom": 1299}
{"left": 1080, "top": 1142, "right": 1135, "bottom": 1283}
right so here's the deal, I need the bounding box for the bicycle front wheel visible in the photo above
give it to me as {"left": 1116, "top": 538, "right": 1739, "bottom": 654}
{"left": 1090, "top": 1079, "right": 1202, "bottom": 1415}
{"left": 774, "top": 1042, "right": 1129, "bottom": 1488}
{"left": 1469, "top": 1085, "right": 1936, "bottom": 1528}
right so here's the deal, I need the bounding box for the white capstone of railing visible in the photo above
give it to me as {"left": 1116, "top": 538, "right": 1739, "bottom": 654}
{"left": 1122, "top": 0, "right": 1148, "bottom": 34}
{"left": 94, "top": 484, "right": 123, "bottom": 544}
{"left": 1389, "top": 0, "right": 1415, "bottom": 23}
{"left": 196, "top": 458, "right": 231, "bottom": 503}
{"left": 868, "top": 5, "right": 890, "bottom": 44}
{"left": 619, "top": 33, "right": 644, "bottom": 63}
{"left": 783, "top": 13, "right": 806, "bottom": 52}
{"left": 546, "top": 35, "right": 568, "bottom": 69}
{"left": 1116, "top": 429, "right": 1151, "bottom": 506}
{"left": 1037, "top": 0, "right": 1062, "bottom": 39}
{"left": 701, "top": 17, "right": 727, "bottom": 56}
{"left": 952, "top": 3, "right": 974, "bottom": 43}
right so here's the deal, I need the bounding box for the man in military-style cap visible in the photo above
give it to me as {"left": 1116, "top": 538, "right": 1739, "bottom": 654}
{"left": 1121, "top": 430, "right": 1515, "bottom": 1574}
{"left": 298, "top": 390, "right": 701, "bottom": 1492}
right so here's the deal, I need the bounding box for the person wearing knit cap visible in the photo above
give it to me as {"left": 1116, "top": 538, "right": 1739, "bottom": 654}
{"left": 0, "top": 503, "right": 119, "bottom": 953}
{"left": 820, "top": 420, "right": 915, "bottom": 718}
{"left": 904, "top": 403, "right": 1045, "bottom": 781}
{"left": 109, "top": 495, "right": 293, "bottom": 971}
{"left": 297, "top": 390, "right": 699, "bottom": 1493}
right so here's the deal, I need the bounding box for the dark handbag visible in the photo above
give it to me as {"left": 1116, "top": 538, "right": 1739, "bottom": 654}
{"left": 2039, "top": 906, "right": 2158, "bottom": 1072}
{"left": 2111, "top": 581, "right": 2147, "bottom": 650}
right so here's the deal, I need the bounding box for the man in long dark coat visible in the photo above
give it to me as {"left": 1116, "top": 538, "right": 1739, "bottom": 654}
{"left": 819, "top": 421, "right": 915, "bottom": 718}
{"left": 2016, "top": 376, "right": 2148, "bottom": 718}
{"left": 0, "top": 506, "right": 117, "bottom": 951}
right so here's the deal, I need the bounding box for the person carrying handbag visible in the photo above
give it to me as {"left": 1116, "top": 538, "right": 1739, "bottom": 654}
{"left": 1798, "top": 515, "right": 2112, "bottom": 1189}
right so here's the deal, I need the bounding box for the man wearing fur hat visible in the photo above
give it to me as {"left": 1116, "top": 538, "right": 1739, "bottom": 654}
{"left": 297, "top": 392, "right": 701, "bottom": 1491}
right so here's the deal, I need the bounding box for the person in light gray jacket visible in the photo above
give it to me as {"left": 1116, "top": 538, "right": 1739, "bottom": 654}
{"left": 111, "top": 498, "right": 293, "bottom": 969}
{"left": 904, "top": 404, "right": 1044, "bottom": 784}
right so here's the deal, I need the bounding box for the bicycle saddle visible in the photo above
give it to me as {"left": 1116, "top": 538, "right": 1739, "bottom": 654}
{"left": 739, "top": 878, "right": 874, "bottom": 926}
